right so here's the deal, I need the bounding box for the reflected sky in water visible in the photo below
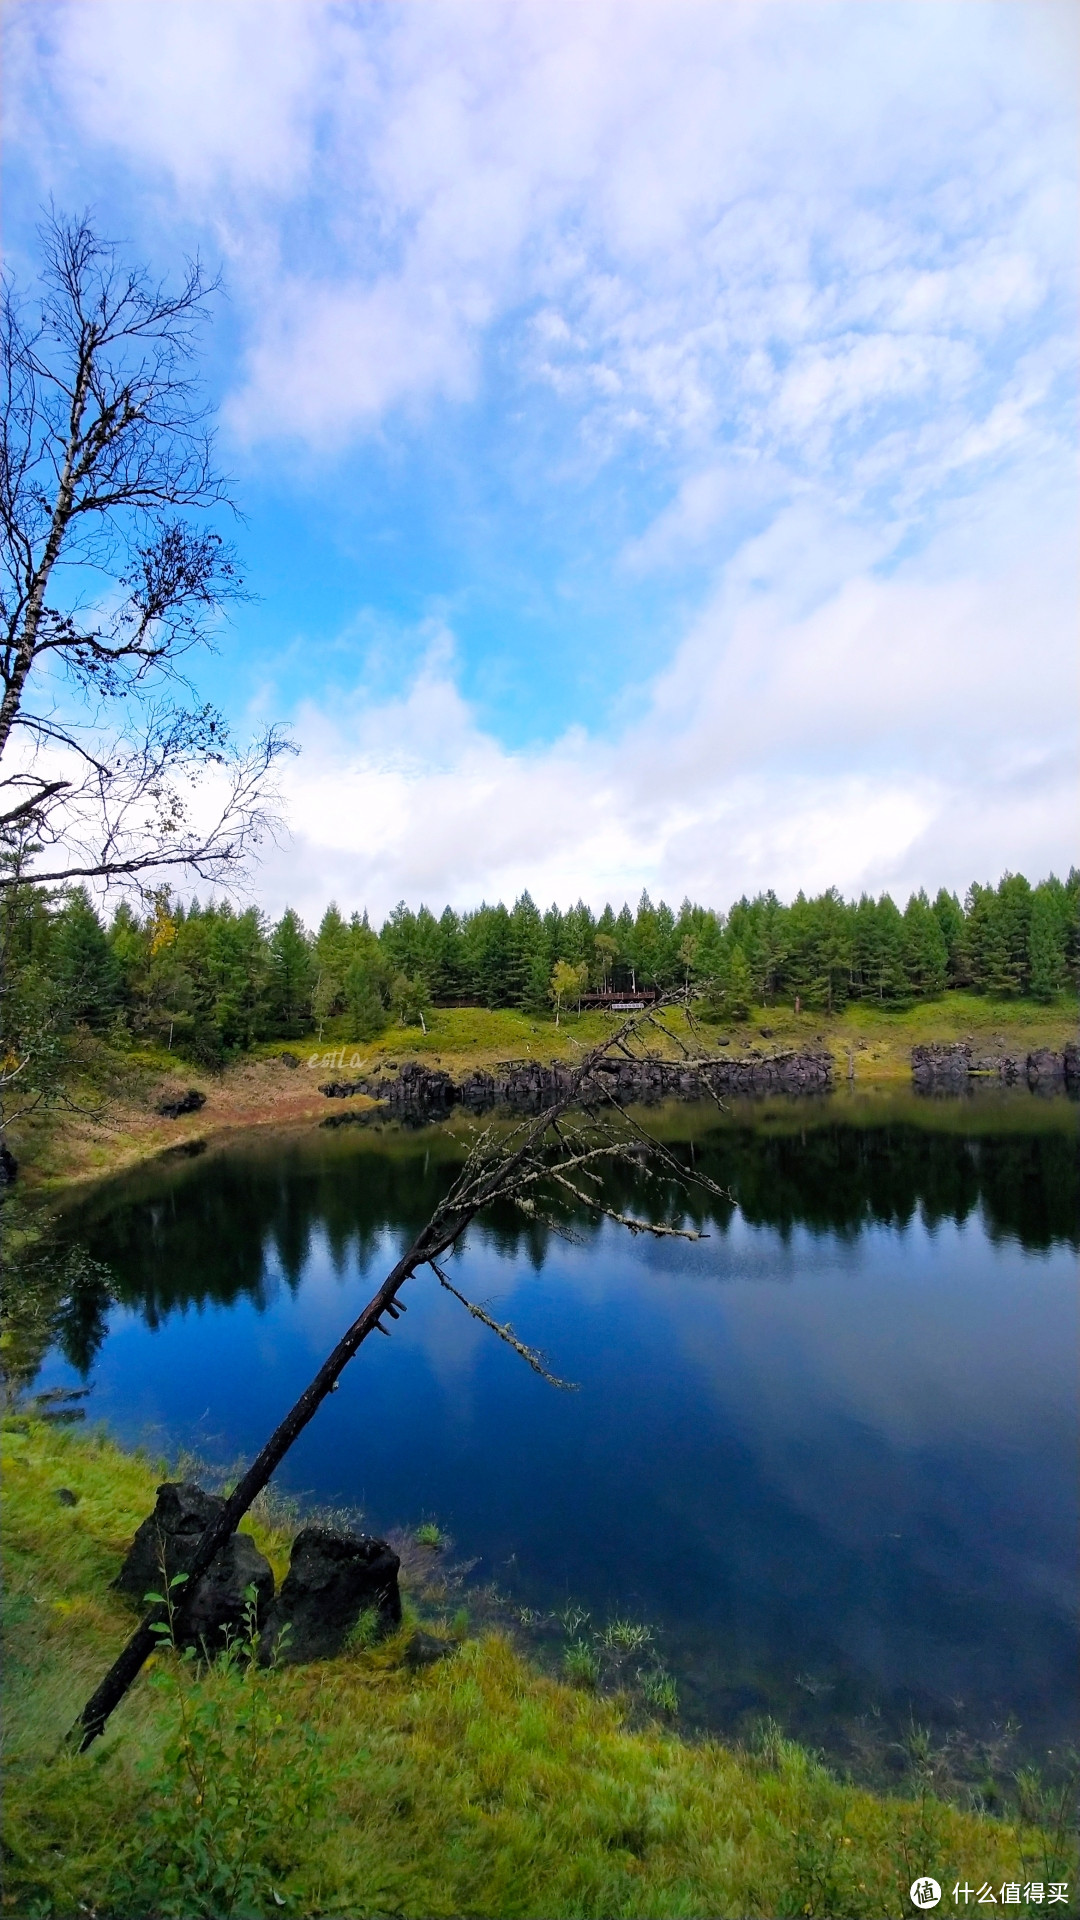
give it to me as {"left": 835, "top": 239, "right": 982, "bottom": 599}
{"left": 38, "top": 1104, "right": 1078, "bottom": 1763}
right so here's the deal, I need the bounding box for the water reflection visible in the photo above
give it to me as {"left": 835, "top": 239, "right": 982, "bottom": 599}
{"left": 35, "top": 1096, "right": 1079, "bottom": 1772}
{"left": 50, "top": 1099, "right": 1078, "bottom": 1357}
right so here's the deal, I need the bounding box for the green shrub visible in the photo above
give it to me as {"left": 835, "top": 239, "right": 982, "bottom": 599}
{"left": 563, "top": 1638, "right": 600, "bottom": 1688}
{"left": 639, "top": 1668, "right": 679, "bottom": 1715}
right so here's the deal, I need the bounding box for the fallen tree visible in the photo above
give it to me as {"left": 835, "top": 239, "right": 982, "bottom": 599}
{"left": 72, "top": 1005, "right": 728, "bottom": 1749}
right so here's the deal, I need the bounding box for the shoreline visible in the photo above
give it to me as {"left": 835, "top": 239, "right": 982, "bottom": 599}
{"left": 7, "top": 991, "right": 1076, "bottom": 1196}
{"left": 3, "top": 1414, "right": 1071, "bottom": 1920}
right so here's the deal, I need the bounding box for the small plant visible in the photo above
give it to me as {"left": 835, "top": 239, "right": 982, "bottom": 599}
{"left": 346, "top": 1605, "right": 383, "bottom": 1651}
{"left": 599, "top": 1617, "right": 653, "bottom": 1654}
{"left": 450, "top": 1606, "right": 469, "bottom": 1638}
{"left": 414, "top": 1522, "right": 443, "bottom": 1548}
{"left": 558, "top": 1603, "right": 590, "bottom": 1636}
{"left": 563, "top": 1638, "right": 600, "bottom": 1688}
{"left": 126, "top": 1568, "right": 327, "bottom": 1917}
{"left": 1015, "top": 1752, "right": 1080, "bottom": 1888}
{"left": 517, "top": 1605, "right": 540, "bottom": 1627}
{"left": 751, "top": 1715, "right": 804, "bottom": 1774}
{"left": 639, "top": 1667, "right": 678, "bottom": 1715}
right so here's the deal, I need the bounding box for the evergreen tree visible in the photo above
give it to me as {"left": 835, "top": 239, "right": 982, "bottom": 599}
{"left": 965, "top": 883, "right": 1011, "bottom": 996}
{"left": 788, "top": 889, "right": 852, "bottom": 1012}
{"left": 52, "top": 888, "right": 121, "bottom": 1028}
{"left": 724, "top": 942, "right": 754, "bottom": 1020}
{"left": 206, "top": 905, "right": 270, "bottom": 1050}
{"left": 312, "top": 905, "right": 351, "bottom": 1026}
{"left": 692, "top": 910, "right": 726, "bottom": 992}
{"left": 996, "top": 873, "right": 1033, "bottom": 995}
{"left": 510, "top": 892, "right": 548, "bottom": 1012}
{"left": 751, "top": 895, "right": 788, "bottom": 1006}
{"left": 562, "top": 900, "right": 597, "bottom": 968}
{"left": 108, "top": 899, "right": 148, "bottom": 994}
{"left": 344, "top": 913, "right": 387, "bottom": 1038}
{"left": 1065, "top": 869, "right": 1080, "bottom": 989}
{"left": 424, "top": 907, "right": 465, "bottom": 1001}
{"left": 851, "top": 894, "right": 880, "bottom": 1000}
{"left": 871, "top": 895, "right": 909, "bottom": 1003}
{"left": 1028, "top": 881, "right": 1069, "bottom": 1001}
{"left": 463, "top": 902, "right": 517, "bottom": 1007}
{"left": 267, "top": 910, "right": 314, "bottom": 1037}
{"left": 632, "top": 891, "right": 665, "bottom": 987}
{"left": 932, "top": 888, "right": 968, "bottom": 986}
{"left": 613, "top": 903, "right": 636, "bottom": 988}
{"left": 902, "top": 891, "right": 948, "bottom": 998}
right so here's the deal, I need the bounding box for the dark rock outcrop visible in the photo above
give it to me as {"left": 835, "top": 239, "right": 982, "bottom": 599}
{"left": 911, "top": 1043, "right": 972, "bottom": 1090}
{"left": 278, "top": 1051, "right": 300, "bottom": 1068}
{"left": 912, "top": 1043, "right": 1078, "bottom": 1093}
{"left": 1028, "top": 1046, "right": 1067, "bottom": 1086}
{"left": 0, "top": 1141, "right": 17, "bottom": 1186}
{"left": 258, "top": 1525, "right": 401, "bottom": 1666}
{"left": 321, "top": 1048, "right": 834, "bottom": 1116}
{"left": 155, "top": 1087, "right": 207, "bottom": 1118}
{"left": 113, "top": 1481, "right": 274, "bottom": 1649}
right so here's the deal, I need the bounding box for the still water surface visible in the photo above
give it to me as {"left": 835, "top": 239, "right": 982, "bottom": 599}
{"left": 40, "top": 1096, "right": 1078, "bottom": 1768}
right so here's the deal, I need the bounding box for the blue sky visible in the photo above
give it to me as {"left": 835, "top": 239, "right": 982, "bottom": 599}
{"left": 4, "top": 0, "right": 1077, "bottom": 923}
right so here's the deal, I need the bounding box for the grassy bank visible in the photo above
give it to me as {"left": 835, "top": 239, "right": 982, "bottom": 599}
{"left": 3, "top": 1419, "right": 1074, "bottom": 1919}
{"left": 8, "top": 991, "right": 1076, "bottom": 1194}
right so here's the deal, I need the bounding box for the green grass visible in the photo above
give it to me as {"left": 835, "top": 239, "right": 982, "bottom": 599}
{"left": 3, "top": 1419, "right": 1075, "bottom": 1917}
{"left": 282, "top": 990, "right": 1076, "bottom": 1087}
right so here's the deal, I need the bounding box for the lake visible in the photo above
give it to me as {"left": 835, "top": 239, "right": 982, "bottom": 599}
{"left": 36, "top": 1088, "right": 1078, "bottom": 1778}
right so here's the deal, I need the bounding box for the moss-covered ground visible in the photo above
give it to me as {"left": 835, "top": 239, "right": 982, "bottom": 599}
{"left": 2, "top": 1419, "right": 1075, "bottom": 1917}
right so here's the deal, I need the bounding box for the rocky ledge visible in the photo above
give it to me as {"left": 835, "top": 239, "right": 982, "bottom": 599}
{"left": 320, "top": 1048, "right": 834, "bottom": 1115}
{"left": 911, "top": 1042, "right": 1079, "bottom": 1092}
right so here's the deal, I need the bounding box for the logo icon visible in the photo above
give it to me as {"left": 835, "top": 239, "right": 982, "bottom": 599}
{"left": 910, "top": 1879, "right": 941, "bottom": 1910}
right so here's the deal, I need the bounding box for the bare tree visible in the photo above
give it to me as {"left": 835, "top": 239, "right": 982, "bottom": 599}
{"left": 72, "top": 1009, "right": 729, "bottom": 1749}
{"left": 0, "top": 211, "right": 290, "bottom": 891}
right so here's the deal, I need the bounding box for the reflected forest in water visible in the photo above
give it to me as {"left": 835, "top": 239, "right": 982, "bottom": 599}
{"left": 48, "top": 1104, "right": 1078, "bottom": 1376}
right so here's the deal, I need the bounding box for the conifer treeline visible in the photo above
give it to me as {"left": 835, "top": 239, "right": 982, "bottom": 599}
{"left": 2, "top": 870, "right": 1076, "bottom": 1065}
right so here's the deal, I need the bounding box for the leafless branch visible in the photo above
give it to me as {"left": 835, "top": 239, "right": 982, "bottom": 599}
{"left": 71, "top": 1004, "right": 724, "bottom": 1749}
{"left": 1, "top": 211, "right": 284, "bottom": 892}
{"left": 429, "top": 1260, "right": 575, "bottom": 1388}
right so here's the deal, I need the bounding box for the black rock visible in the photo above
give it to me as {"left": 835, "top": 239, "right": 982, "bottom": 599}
{"left": 258, "top": 1525, "right": 401, "bottom": 1666}
{"left": 1027, "top": 1048, "right": 1065, "bottom": 1086}
{"left": 56, "top": 1487, "right": 78, "bottom": 1506}
{"left": 403, "top": 1629, "right": 456, "bottom": 1670}
{"left": 278, "top": 1051, "right": 301, "bottom": 1068}
{"left": 113, "top": 1481, "right": 274, "bottom": 1650}
{"left": 113, "top": 1481, "right": 222, "bottom": 1598}
{"left": 180, "top": 1533, "right": 275, "bottom": 1650}
{"left": 911, "top": 1043, "right": 972, "bottom": 1089}
{"left": 156, "top": 1088, "right": 207, "bottom": 1119}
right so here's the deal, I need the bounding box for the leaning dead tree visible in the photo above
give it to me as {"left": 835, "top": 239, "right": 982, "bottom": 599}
{"left": 72, "top": 1008, "right": 729, "bottom": 1749}
{"left": 1, "top": 211, "right": 290, "bottom": 891}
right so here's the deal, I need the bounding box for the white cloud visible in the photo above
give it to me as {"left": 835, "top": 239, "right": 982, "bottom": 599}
{"left": 258, "top": 475, "right": 1077, "bottom": 924}
{"left": 37, "top": 0, "right": 330, "bottom": 195}
{"left": 6, "top": 1, "right": 1075, "bottom": 916}
{"left": 13, "top": 0, "right": 1076, "bottom": 485}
